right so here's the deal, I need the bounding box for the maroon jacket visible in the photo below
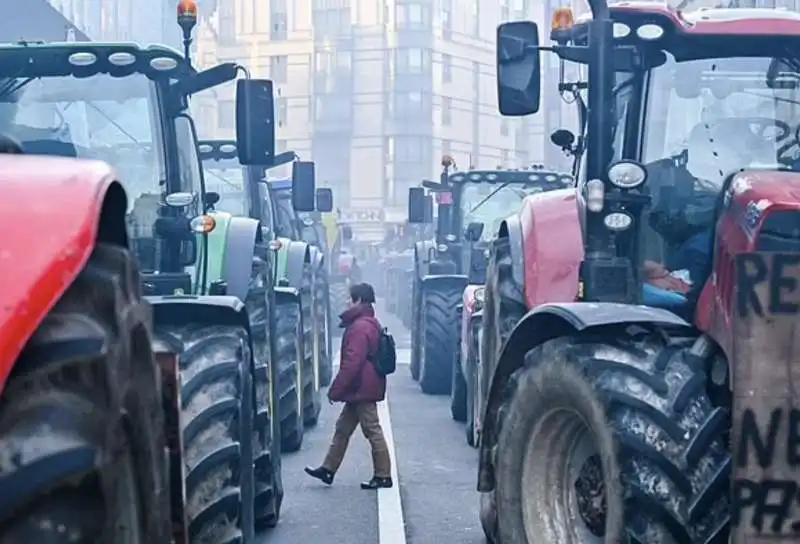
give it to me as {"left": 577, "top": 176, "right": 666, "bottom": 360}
{"left": 328, "top": 303, "right": 385, "bottom": 403}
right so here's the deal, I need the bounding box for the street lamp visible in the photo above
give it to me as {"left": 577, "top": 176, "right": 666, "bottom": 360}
{"left": 177, "top": 0, "right": 198, "bottom": 66}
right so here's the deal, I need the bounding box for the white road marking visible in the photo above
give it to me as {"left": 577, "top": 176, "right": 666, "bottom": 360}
{"left": 377, "top": 397, "right": 407, "bottom": 544}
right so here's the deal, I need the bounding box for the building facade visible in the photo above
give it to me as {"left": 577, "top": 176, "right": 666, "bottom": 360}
{"left": 193, "top": 0, "right": 547, "bottom": 218}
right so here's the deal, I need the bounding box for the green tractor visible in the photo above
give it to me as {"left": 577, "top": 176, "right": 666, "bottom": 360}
{"left": 0, "top": 39, "right": 282, "bottom": 543}
{"left": 198, "top": 141, "right": 326, "bottom": 450}
{"left": 267, "top": 175, "right": 335, "bottom": 386}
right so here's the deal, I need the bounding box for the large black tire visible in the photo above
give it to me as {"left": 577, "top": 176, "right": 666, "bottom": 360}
{"left": 409, "top": 275, "right": 422, "bottom": 381}
{"left": 419, "top": 285, "right": 461, "bottom": 395}
{"left": 488, "top": 327, "right": 730, "bottom": 543}
{"left": 244, "top": 256, "right": 283, "bottom": 530}
{"left": 481, "top": 236, "right": 526, "bottom": 394}
{"left": 450, "top": 322, "right": 467, "bottom": 422}
{"left": 155, "top": 323, "right": 256, "bottom": 544}
{"left": 313, "top": 271, "right": 333, "bottom": 388}
{"left": 330, "top": 280, "right": 349, "bottom": 321}
{"left": 275, "top": 298, "right": 304, "bottom": 453}
{"left": 465, "top": 314, "right": 482, "bottom": 448}
{"left": 0, "top": 244, "right": 169, "bottom": 543}
{"left": 301, "top": 269, "right": 321, "bottom": 428}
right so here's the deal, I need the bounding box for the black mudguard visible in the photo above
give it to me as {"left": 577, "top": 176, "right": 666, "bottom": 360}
{"left": 477, "top": 301, "right": 691, "bottom": 492}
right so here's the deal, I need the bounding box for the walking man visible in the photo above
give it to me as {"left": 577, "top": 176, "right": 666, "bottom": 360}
{"left": 304, "top": 282, "right": 393, "bottom": 489}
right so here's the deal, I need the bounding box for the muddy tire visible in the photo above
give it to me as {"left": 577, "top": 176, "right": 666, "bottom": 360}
{"left": 489, "top": 326, "right": 730, "bottom": 543}
{"left": 409, "top": 275, "right": 422, "bottom": 381}
{"left": 465, "top": 315, "right": 482, "bottom": 448}
{"left": 0, "top": 243, "right": 168, "bottom": 543}
{"left": 419, "top": 285, "right": 461, "bottom": 395}
{"left": 244, "top": 260, "right": 283, "bottom": 530}
{"left": 301, "top": 269, "right": 321, "bottom": 428}
{"left": 313, "top": 272, "right": 333, "bottom": 388}
{"left": 155, "top": 323, "right": 256, "bottom": 544}
{"left": 481, "top": 236, "right": 526, "bottom": 395}
{"left": 330, "top": 281, "right": 349, "bottom": 322}
{"left": 275, "top": 298, "right": 304, "bottom": 453}
{"left": 450, "top": 347, "right": 468, "bottom": 422}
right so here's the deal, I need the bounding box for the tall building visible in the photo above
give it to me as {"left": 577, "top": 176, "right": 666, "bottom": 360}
{"left": 0, "top": 0, "right": 89, "bottom": 42}
{"left": 44, "top": 0, "right": 181, "bottom": 47}
{"left": 194, "top": 0, "right": 546, "bottom": 224}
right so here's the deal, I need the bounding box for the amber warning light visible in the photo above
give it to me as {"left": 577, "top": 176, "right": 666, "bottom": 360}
{"left": 552, "top": 7, "right": 575, "bottom": 31}
{"left": 177, "top": 0, "right": 198, "bottom": 20}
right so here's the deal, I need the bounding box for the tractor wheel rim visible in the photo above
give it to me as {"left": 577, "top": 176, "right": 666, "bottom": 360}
{"left": 521, "top": 408, "right": 605, "bottom": 543}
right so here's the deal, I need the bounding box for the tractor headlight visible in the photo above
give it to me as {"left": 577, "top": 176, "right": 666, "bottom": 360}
{"left": 474, "top": 287, "right": 485, "bottom": 304}
{"left": 445, "top": 234, "right": 457, "bottom": 242}
{"left": 603, "top": 212, "right": 633, "bottom": 232}
{"left": 607, "top": 161, "right": 646, "bottom": 189}
{"left": 437, "top": 244, "right": 448, "bottom": 252}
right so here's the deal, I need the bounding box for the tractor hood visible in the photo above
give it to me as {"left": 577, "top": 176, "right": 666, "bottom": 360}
{"left": 727, "top": 170, "right": 800, "bottom": 250}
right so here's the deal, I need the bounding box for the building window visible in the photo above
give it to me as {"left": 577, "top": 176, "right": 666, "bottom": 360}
{"left": 218, "top": 100, "right": 235, "bottom": 129}
{"left": 500, "top": 119, "right": 509, "bottom": 137}
{"left": 442, "top": 139, "right": 452, "bottom": 158}
{"left": 472, "top": 0, "right": 479, "bottom": 37}
{"left": 441, "top": 0, "right": 453, "bottom": 39}
{"left": 271, "top": 0, "right": 288, "bottom": 40}
{"left": 396, "top": 136, "right": 423, "bottom": 162}
{"left": 219, "top": 0, "right": 236, "bottom": 44}
{"left": 270, "top": 55, "right": 288, "bottom": 83}
{"left": 396, "top": 3, "right": 430, "bottom": 29}
{"left": 276, "top": 98, "right": 288, "bottom": 127}
{"left": 500, "top": 0, "right": 510, "bottom": 22}
{"left": 395, "top": 91, "right": 423, "bottom": 116}
{"left": 441, "top": 97, "right": 452, "bottom": 125}
{"left": 442, "top": 54, "right": 452, "bottom": 83}
{"left": 396, "top": 48, "right": 430, "bottom": 73}
{"left": 501, "top": 149, "right": 511, "bottom": 165}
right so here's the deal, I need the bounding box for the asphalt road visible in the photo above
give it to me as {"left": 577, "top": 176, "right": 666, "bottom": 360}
{"left": 258, "top": 301, "right": 484, "bottom": 544}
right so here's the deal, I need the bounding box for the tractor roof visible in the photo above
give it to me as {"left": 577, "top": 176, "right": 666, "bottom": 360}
{"left": 449, "top": 169, "right": 573, "bottom": 186}
{"left": 0, "top": 42, "right": 190, "bottom": 80}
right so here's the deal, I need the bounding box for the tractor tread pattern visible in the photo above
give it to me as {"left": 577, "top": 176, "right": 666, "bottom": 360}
{"left": 420, "top": 287, "right": 462, "bottom": 395}
{"left": 300, "top": 269, "right": 320, "bottom": 427}
{"left": 154, "top": 323, "right": 254, "bottom": 544}
{"left": 0, "top": 243, "right": 169, "bottom": 542}
{"left": 275, "top": 299, "right": 304, "bottom": 452}
{"left": 499, "top": 328, "right": 730, "bottom": 543}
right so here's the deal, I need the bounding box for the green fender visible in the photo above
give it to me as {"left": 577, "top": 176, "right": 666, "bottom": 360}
{"left": 274, "top": 236, "right": 292, "bottom": 285}
{"left": 196, "top": 211, "right": 233, "bottom": 294}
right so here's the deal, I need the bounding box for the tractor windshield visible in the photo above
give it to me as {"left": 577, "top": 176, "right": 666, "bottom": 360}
{"left": 0, "top": 73, "right": 163, "bottom": 209}
{"left": 460, "top": 182, "right": 544, "bottom": 240}
{"left": 202, "top": 162, "right": 248, "bottom": 215}
{"left": 643, "top": 53, "right": 800, "bottom": 187}
{"left": 639, "top": 52, "right": 800, "bottom": 268}
{"left": 272, "top": 189, "right": 298, "bottom": 238}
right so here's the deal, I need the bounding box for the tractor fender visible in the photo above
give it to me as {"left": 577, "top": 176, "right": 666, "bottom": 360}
{"left": 477, "top": 301, "right": 691, "bottom": 492}
{"left": 148, "top": 295, "right": 251, "bottom": 331}
{"left": 0, "top": 157, "right": 127, "bottom": 392}
{"left": 497, "top": 215, "right": 525, "bottom": 293}
{"left": 203, "top": 211, "right": 234, "bottom": 289}
{"left": 421, "top": 274, "right": 468, "bottom": 292}
{"left": 274, "top": 286, "right": 302, "bottom": 307}
{"left": 414, "top": 240, "right": 436, "bottom": 279}
{"left": 221, "top": 216, "right": 261, "bottom": 301}
{"left": 309, "top": 245, "right": 325, "bottom": 272}
{"left": 285, "top": 241, "right": 311, "bottom": 289}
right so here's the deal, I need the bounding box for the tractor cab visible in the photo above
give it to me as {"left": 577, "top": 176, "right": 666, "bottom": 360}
{"left": 499, "top": 5, "right": 800, "bottom": 323}
{"left": 409, "top": 160, "right": 572, "bottom": 281}
{"left": 0, "top": 42, "right": 272, "bottom": 297}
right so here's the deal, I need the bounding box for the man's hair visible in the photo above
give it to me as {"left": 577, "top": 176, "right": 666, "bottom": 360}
{"left": 349, "top": 282, "right": 376, "bottom": 304}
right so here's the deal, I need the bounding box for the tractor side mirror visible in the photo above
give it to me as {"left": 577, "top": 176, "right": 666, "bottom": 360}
{"left": 550, "top": 129, "right": 575, "bottom": 150}
{"left": 291, "top": 161, "right": 316, "bottom": 212}
{"left": 235, "top": 79, "right": 275, "bottom": 165}
{"left": 497, "top": 21, "right": 541, "bottom": 116}
{"left": 423, "top": 195, "right": 434, "bottom": 223}
{"left": 465, "top": 221, "right": 484, "bottom": 242}
{"left": 316, "top": 188, "right": 333, "bottom": 212}
{"left": 408, "top": 187, "right": 428, "bottom": 224}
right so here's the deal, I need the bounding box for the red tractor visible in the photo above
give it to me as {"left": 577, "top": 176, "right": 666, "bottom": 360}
{"left": 479, "top": 3, "right": 800, "bottom": 542}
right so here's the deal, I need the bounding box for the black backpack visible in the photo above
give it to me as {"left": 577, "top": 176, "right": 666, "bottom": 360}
{"left": 370, "top": 325, "right": 397, "bottom": 376}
